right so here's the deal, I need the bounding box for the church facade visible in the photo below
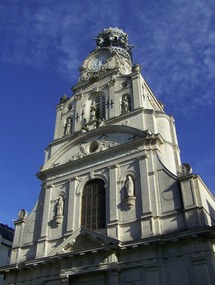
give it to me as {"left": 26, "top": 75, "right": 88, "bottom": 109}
{"left": 1, "top": 27, "right": 215, "bottom": 284}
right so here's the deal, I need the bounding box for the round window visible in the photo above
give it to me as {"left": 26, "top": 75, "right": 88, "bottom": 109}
{"left": 89, "top": 141, "right": 99, "bottom": 153}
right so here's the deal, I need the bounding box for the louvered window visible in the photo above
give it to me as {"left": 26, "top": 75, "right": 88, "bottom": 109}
{"left": 95, "top": 95, "right": 106, "bottom": 119}
{"left": 81, "top": 179, "right": 106, "bottom": 230}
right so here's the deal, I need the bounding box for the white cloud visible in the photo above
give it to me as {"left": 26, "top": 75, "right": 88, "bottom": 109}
{"left": 0, "top": 0, "right": 215, "bottom": 114}
{"left": 129, "top": 0, "right": 215, "bottom": 114}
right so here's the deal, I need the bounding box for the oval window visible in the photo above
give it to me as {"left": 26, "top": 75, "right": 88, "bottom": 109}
{"left": 89, "top": 141, "right": 99, "bottom": 153}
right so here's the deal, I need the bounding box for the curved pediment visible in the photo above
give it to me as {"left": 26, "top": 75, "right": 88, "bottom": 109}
{"left": 41, "top": 126, "right": 147, "bottom": 171}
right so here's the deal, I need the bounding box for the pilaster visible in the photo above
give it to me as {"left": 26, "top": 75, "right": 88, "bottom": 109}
{"left": 10, "top": 219, "right": 26, "bottom": 263}
{"left": 131, "top": 66, "right": 143, "bottom": 110}
{"left": 169, "top": 115, "right": 181, "bottom": 170}
{"left": 107, "top": 164, "right": 120, "bottom": 239}
{"left": 138, "top": 155, "right": 154, "bottom": 238}
{"left": 108, "top": 79, "right": 116, "bottom": 119}
{"left": 179, "top": 175, "right": 204, "bottom": 228}
{"left": 73, "top": 93, "right": 83, "bottom": 132}
{"left": 40, "top": 184, "right": 53, "bottom": 238}
{"left": 36, "top": 184, "right": 53, "bottom": 258}
{"left": 108, "top": 270, "right": 119, "bottom": 285}
{"left": 54, "top": 103, "right": 64, "bottom": 139}
{"left": 66, "top": 177, "right": 79, "bottom": 234}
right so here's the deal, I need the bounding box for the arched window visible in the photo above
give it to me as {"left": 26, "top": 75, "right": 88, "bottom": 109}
{"left": 81, "top": 179, "right": 106, "bottom": 230}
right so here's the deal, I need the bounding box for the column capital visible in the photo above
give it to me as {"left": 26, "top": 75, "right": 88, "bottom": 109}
{"left": 69, "top": 176, "right": 82, "bottom": 182}
{"left": 137, "top": 154, "right": 148, "bottom": 160}
{"left": 108, "top": 163, "right": 119, "bottom": 169}
{"left": 74, "top": 93, "right": 83, "bottom": 101}
{"left": 108, "top": 79, "right": 116, "bottom": 87}
{"left": 45, "top": 184, "right": 54, "bottom": 190}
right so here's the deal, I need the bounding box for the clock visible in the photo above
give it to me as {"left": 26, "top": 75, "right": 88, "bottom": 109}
{"left": 89, "top": 54, "right": 107, "bottom": 70}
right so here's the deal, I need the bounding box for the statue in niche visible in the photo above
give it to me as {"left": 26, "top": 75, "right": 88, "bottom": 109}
{"left": 125, "top": 175, "right": 134, "bottom": 197}
{"left": 90, "top": 106, "right": 97, "bottom": 121}
{"left": 56, "top": 195, "right": 64, "bottom": 217}
{"left": 81, "top": 118, "right": 89, "bottom": 132}
{"left": 64, "top": 117, "right": 72, "bottom": 135}
{"left": 122, "top": 96, "right": 130, "bottom": 113}
{"left": 124, "top": 175, "right": 136, "bottom": 209}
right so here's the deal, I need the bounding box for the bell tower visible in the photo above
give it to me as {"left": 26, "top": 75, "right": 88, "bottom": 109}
{"left": 2, "top": 27, "right": 215, "bottom": 285}
{"left": 54, "top": 27, "right": 134, "bottom": 137}
{"left": 53, "top": 27, "right": 180, "bottom": 176}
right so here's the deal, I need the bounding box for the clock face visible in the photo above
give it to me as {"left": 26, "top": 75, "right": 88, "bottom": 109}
{"left": 89, "top": 54, "right": 107, "bottom": 70}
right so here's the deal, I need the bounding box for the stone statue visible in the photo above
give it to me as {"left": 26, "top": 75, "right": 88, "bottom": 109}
{"left": 64, "top": 117, "right": 72, "bottom": 135}
{"left": 81, "top": 118, "right": 89, "bottom": 132}
{"left": 95, "top": 36, "right": 104, "bottom": 46}
{"left": 132, "top": 64, "right": 141, "bottom": 73}
{"left": 125, "top": 175, "right": 134, "bottom": 197}
{"left": 96, "top": 118, "right": 105, "bottom": 128}
{"left": 90, "top": 106, "right": 97, "bottom": 121}
{"left": 56, "top": 196, "right": 64, "bottom": 216}
{"left": 60, "top": 94, "right": 68, "bottom": 104}
{"left": 122, "top": 96, "right": 130, "bottom": 113}
{"left": 79, "top": 144, "right": 87, "bottom": 156}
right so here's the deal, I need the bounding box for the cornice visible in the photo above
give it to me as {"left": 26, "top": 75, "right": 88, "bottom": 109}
{"left": 1, "top": 226, "right": 214, "bottom": 274}
{"left": 37, "top": 132, "right": 163, "bottom": 181}
{"left": 72, "top": 69, "right": 117, "bottom": 92}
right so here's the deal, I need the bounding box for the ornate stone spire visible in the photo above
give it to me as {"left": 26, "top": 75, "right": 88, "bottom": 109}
{"left": 94, "top": 27, "right": 133, "bottom": 58}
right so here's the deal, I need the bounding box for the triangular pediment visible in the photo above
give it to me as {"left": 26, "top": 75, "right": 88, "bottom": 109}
{"left": 48, "top": 227, "right": 120, "bottom": 256}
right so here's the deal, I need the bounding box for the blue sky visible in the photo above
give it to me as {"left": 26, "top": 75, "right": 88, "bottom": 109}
{"left": 1, "top": 0, "right": 215, "bottom": 227}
